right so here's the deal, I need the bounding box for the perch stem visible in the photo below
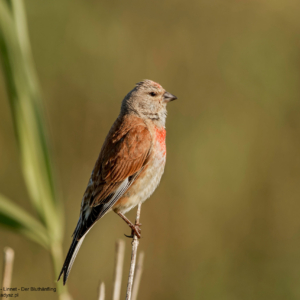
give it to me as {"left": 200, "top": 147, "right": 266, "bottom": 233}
{"left": 131, "top": 252, "right": 145, "bottom": 300}
{"left": 125, "top": 203, "right": 142, "bottom": 300}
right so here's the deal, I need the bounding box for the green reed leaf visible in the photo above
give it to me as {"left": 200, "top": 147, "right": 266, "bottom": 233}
{"left": 0, "top": 0, "right": 62, "bottom": 243}
{"left": 0, "top": 194, "right": 49, "bottom": 248}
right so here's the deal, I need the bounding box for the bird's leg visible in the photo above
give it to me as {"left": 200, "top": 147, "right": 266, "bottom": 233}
{"left": 115, "top": 211, "right": 142, "bottom": 239}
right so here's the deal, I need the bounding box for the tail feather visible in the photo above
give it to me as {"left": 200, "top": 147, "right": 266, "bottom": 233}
{"left": 58, "top": 233, "right": 87, "bottom": 285}
{"left": 58, "top": 206, "right": 99, "bottom": 285}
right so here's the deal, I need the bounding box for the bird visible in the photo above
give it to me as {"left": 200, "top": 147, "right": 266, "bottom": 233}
{"left": 58, "top": 79, "right": 177, "bottom": 285}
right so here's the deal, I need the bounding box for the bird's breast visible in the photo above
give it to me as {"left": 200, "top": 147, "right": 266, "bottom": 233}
{"left": 113, "top": 128, "right": 166, "bottom": 214}
{"left": 155, "top": 127, "right": 166, "bottom": 155}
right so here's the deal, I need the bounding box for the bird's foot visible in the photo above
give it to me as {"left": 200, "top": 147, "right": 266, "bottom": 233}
{"left": 124, "top": 223, "right": 142, "bottom": 239}
{"left": 115, "top": 211, "right": 142, "bottom": 239}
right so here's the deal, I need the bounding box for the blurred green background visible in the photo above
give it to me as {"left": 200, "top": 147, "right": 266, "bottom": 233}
{"left": 1, "top": 0, "right": 300, "bottom": 299}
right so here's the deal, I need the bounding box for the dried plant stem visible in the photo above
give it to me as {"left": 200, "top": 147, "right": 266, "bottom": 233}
{"left": 112, "top": 240, "right": 125, "bottom": 300}
{"left": 98, "top": 282, "right": 105, "bottom": 300}
{"left": 2, "top": 247, "right": 14, "bottom": 289}
{"left": 125, "top": 203, "right": 142, "bottom": 300}
{"left": 131, "top": 252, "right": 144, "bottom": 300}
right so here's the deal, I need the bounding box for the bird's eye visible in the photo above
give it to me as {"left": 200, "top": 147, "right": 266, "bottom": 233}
{"left": 150, "top": 92, "right": 156, "bottom": 97}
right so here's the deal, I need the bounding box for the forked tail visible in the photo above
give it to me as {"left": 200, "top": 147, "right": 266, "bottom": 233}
{"left": 57, "top": 233, "right": 86, "bottom": 285}
{"left": 58, "top": 204, "right": 103, "bottom": 285}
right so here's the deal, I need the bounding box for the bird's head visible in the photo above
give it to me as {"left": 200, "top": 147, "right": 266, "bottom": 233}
{"left": 121, "top": 79, "right": 177, "bottom": 127}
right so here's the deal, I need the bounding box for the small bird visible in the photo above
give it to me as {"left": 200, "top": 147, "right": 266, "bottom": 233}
{"left": 58, "top": 80, "right": 177, "bottom": 284}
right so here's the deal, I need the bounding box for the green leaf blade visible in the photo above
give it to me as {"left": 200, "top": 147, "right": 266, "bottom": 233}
{"left": 0, "top": 194, "right": 50, "bottom": 248}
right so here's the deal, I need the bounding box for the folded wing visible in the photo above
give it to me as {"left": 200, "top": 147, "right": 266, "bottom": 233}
{"left": 77, "top": 115, "right": 152, "bottom": 238}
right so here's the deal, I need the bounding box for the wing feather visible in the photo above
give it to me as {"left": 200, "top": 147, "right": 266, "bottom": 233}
{"left": 89, "top": 116, "right": 152, "bottom": 207}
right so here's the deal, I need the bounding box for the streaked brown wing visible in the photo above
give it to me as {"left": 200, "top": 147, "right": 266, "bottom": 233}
{"left": 88, "top": 115, "right": 152, "bottom": 207}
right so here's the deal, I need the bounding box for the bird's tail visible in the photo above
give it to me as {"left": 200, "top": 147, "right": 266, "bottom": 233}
{"left": 58, "top": 205, "right": 100, "bottom": 285}
{"left": 57, "top": 233, "right": 87, "bottom": 285}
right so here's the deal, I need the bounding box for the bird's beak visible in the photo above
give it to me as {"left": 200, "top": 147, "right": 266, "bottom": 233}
{"left": 163, "top": 91, "right": 177, "bottom": 102}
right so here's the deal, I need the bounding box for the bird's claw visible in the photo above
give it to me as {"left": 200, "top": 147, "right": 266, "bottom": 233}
{"left": 124, "top": 224, "right": 141, "bottom": 239}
